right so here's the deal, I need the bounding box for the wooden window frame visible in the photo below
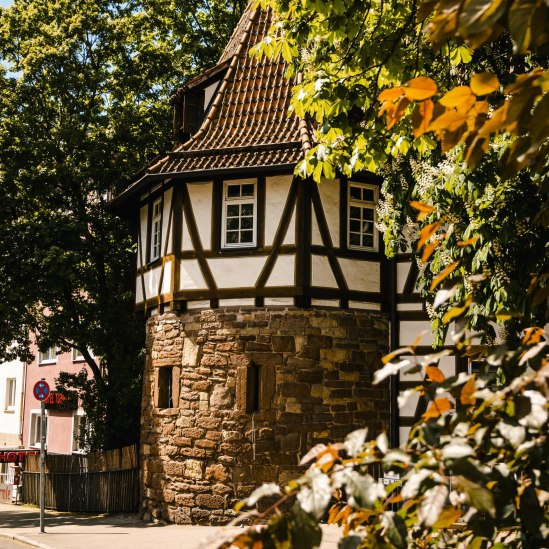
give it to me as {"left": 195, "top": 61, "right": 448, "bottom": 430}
{"left": 346, "top": 181, "right": 379, "bottom": 252}
{"left": 155, "top": 366, "right": 180, "bottom": 410}
{"left": 4, "top": 378, "right": 16, "bottom": 411}
{"left": 38, "top": 347, "right": 57, "bottom": 365}
{"left": 221, "top": 179, "right": 258, "bottom": 249}
{"left": 149, "top": 197, "right": 163, "bottom": 263}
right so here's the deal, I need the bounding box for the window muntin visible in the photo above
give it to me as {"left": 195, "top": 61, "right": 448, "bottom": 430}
{"left": 348, "top": 182, "right": 379, "bottom": 251}
{"left": 29, "top": 412, "right": 47, "bottom": 448}
{"left": 5, "top": 378, "right": 16, "bottom": 410}
{"left": 150, "top": 198, "right": 162, "bottom": 262}
{"left": 222, "top": 181, "right": 257, "bottom": 248}
{"left": 38, "top": 347, "right": 57, "bottom": 365}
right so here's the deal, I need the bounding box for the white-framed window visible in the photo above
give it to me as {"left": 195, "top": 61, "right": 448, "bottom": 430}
{"left": 72, "top": 411, "right": 88, "bottom": 453}
{"left": 29, "top": 410, "right": 48, "bottom": 448}
{"left": 222, "top": 180, "right": 257, "bottom": 248}
{"left": 348, "top": 182, "right": 379, "bottom": 251}
{"left": 38, "top": 347, "right": 57, "bottom": 365}
{"left": 4, "top": 378, "right": 16, "bottom": 411}
{"left": 150, "top": 198, "right": 162, "bottom": 262}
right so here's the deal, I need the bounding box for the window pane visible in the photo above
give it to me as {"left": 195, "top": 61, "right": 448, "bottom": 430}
{"left": 349, "top": 233, "right": 361, "bottom": 246}
{"left": 240, "top": 230, "right": 253, "bottom": 243}
{"left": 350, "top": 186, "right": 361, "bottom": 200}
{"left": 241, "top": 184, "right": 254, "bottom": 197}
{"left": 227, "top": 204, "right": 239, "bottom": 217}
{"left": 362, "top": 235, "right": 374, "bottom": 248}
{"left": 227, "top": 184, "right": 240, "bottom": 198}
{"left": 241, "top": 216, "right": 253, "bottom": 229}
{"left": 363, "top": 208, "right": 374, "bottom": 221}
{"left": 227, "top": 217, "right": 239, "bottom": 230}
{"left": 362, "top": 188, "right": 375, "bottom": 202}
{"left": 349, "top": 220, "right": 361, "bottom": 232}
{"left": 226, "top": 231, "right": 239, "bottom": 244}
{"left": 241, "top": 203, "right": 254, "bottom": 216}
{"left": 350, "top": 206, "right": 361, "bottom": 219}
{"left": 362, "top": 221, "right": 374, "bottom": 234}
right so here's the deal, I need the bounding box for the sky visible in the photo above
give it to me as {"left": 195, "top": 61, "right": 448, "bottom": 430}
{"left": 0, "top": 0, "right": 12, "bottom": 7}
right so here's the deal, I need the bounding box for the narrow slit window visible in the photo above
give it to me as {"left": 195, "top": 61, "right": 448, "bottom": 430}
{"left": 157, "top": 367, "right": 174, "bottom": 409}
{"left": 222, "top": 180, "right": 257, "bottom": 248}
{"left": 348, "top": 182, "right": 379, "bottom": 251}
{"left": 246, "top": 363, "right": 260, "bottom": 413}
{"left": 150, "top": 198, "right": 162, "bottom": 262}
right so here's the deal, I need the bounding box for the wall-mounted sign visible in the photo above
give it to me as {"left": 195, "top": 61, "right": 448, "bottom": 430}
{"left": 0, "top": 450, "right": 39, "bottom": 463}
{"left": 44, "top": 391, "right": 78, "bottom": 411}
{"left": 33, "top": 380, "right": 50, "bottom": 401}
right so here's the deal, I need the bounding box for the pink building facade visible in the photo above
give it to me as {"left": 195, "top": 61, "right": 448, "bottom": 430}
{"left": 22, "top": 341, "right": 91, "bottom": 455}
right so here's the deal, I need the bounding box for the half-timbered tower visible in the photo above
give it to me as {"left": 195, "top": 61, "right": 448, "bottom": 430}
{"left": 112, "top": 5, "right": 460, "bottom": 525}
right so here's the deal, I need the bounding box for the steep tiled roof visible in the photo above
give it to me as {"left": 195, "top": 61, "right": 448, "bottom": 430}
{"left": 146, "top": 6, "right": 306, "bottom": 175}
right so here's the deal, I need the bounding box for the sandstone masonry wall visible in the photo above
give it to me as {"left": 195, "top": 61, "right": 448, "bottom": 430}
{"left": 140, "top": 307, "right": 389, "bottom": 524}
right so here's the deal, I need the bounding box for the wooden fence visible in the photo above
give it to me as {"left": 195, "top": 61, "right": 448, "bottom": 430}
{"left": 22, "top": 445, "right": 139, "bottom": 513}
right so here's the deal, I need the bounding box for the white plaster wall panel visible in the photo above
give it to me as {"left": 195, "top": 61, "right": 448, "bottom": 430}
{"left": 182, "top": 214, "right": 192, "bottom": 251}
{"left": 265, "top": 175, "right": 293, "bottom": 246}
{"left": 400, "top": 427, "right": 411, "bottom": 445}
{"left": 283, "top": 207, "right": 296, "bottom": 246}
{"left": 339, "top": 259, "right": 380, "bottom": 292}
{"left": 219, "top": 298, "right": 255, "bottom": 306}
{"left": 180, "top": 259, "right": 208, "bottom": 290}
{"left": 399, "top": 320, "right": 434, "bottom": 346}
{"left": 204, "top": 81, "right": 219, "bottom": 110}
{"left": 311, "top": 209, "right": 322, "bottom": 246}
{"left": 311, "top": 255, "right": 339, "bottom": 288}
{"left": 396, "top": 262, "right": 411, "bottom": 294}
{"left": 398, "top": 390, "right": 420, "bottom": 417}
{"left": 208, "top": 257, "right": 265, "bottom": 288}
{"left": 161, "top": 260, "right": 172, "bottom": 295}
{"left": 264, "top": 297, "right": 294, "bottom": 306}
{"left": 135, "top": 277, "right": 144, "bottom": 303}
{"left": 162, "top": 188, "right": 173, "bottom": 255}
{"left": 349, "top": 301, "right": 381, "bottom": 311}
{"left": 187, "top": 300, "right": 210, "bottom": 310}
{"left": 397, "top": 303, "right": 423, "bottom": 311}
{"left": 139, "top": 205, "right": 148, "bottom": 267}
{"left": 187, "top": 182, "right": 213, "bottom": 250}
{"left": 318, "top": 177, "right": 340, "bottom": 247}
{"left": 311, "top": 299, "right": 339, "bottom": 307}
{"left": 143, "top": 266, "right": 163, "bottom": 300}
{"left": 265, "top": 255, "right": 295, "bottom": 287}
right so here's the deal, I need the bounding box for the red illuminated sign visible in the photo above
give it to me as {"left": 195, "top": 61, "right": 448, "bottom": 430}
{"left": 0, "top": 451, "right": 39, "bottom": 463}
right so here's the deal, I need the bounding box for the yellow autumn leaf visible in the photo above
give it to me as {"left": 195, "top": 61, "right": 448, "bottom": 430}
{"left": 460, "top": 375, "right": 476, "bottom": 405}
{"left": 378, "top": 87, "right": 404, "bottom": 101}
{"left": 426, "top": 365, "right": 446, "bottom": 382}
{"left": 457, "top": 235, "right": 480, "bottom": 247}
{"left": 418, "top": 220, "right": 442, "bottom": 250}
{"left": 429, "top": 109, "right": 468, "bottom": 132}
{"left": 522, "top": 327, "right": 545, "bottom": 345}
{"left": 439, "top": 86, "right": 475, "bottom": 108}
{"left": 470, "top": 72, "right": 500, "bottom": 95}
{"left": 403, "top": 76, "right": 438, "bottom": 100}
{"left": 382, "top": 346, "right": 413, "bottom": 365}
{"left": 433, "top": 507, "right": 462, "bottom": 528}
{"left": 422, "top": 241, "right": 439, "bottom": 263}
{"left": 430, "top": 261, "right": 460, "bottom": 291}
{"left": 412, "top": 99, "right": 435, "bottom": 138}
{"left": 410, "top": 201, "right": 435, "bottom": 214}
{"left": 442, "top": 296, "right": 472, "bottom": 324}
{"left": 423, "top": 397, "right": 452, "bottom": 419}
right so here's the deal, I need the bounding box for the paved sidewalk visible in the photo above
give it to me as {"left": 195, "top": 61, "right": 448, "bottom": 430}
{"left": 0, "top": 504, "right": 342, "bottom": 549}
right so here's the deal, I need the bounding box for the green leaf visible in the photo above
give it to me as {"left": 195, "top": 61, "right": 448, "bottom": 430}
{"left": 290, "top": 505, "right": 322, "bottom": 549}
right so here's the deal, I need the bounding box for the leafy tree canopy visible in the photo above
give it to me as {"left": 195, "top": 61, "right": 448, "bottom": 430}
{"left": 0, "top": 0, "right": 244, "bottom": 449}
{"left": 252, "top": 0, "right": 548, "bottom": 346}
{"left": 216, "top": 1, "right": 549, "bottom": 547}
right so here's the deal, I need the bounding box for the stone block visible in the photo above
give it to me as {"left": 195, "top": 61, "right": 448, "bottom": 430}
{"left": 205, "top": 464, "right": 228, "bottom": 482}
{"left": 183, "top": 459, "right": 203, "bottom": 479}
{"left": 196, "top": 494, "right": 226, "bottom": 510}
{"left": 210, "top": 385, "right": 234, "bottom": 408}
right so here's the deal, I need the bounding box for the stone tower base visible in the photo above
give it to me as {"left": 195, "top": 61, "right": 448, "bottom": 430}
{"left": 140, "top": 306, "right": 389, "bottom": 524}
